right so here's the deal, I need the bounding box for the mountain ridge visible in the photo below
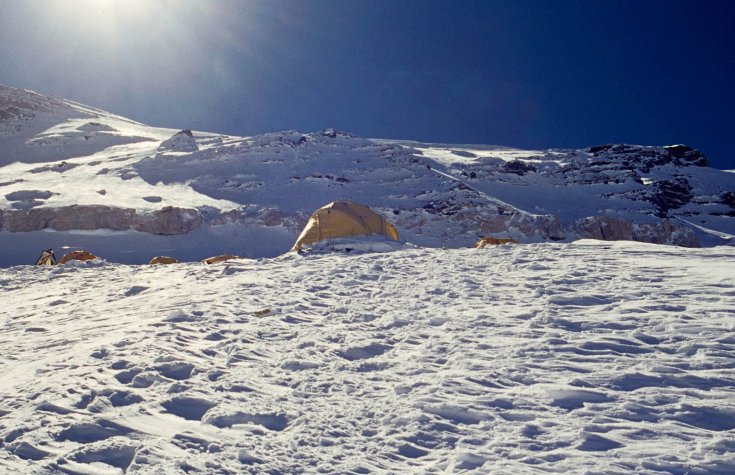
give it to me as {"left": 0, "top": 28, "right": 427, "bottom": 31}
{"left": 0, "top": 84, "right": 733, "bottom": 265}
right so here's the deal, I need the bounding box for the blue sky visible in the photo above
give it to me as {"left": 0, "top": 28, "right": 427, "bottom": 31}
{"left": 1, "top": 0, "right": 734, "bottom": 169}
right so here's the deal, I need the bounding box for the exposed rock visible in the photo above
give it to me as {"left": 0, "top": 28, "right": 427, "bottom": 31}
{"left": 669, "top": 225, "right": 701, "bottom": 248}
{"left": 2, "top": 207, "right": 60, "bottom": 232}
{"left": 159, "top": 130, "right": 198, "bottom": 152}
{"left": 664, "top": 144, "right": 709, "bottom": 167}
{"left": 137, "top": 207, "right": 202, "bottom": 235}
{"left": 49, "top": 205, "right": 136, "bottom": 231}
{"left": 77, "top": 122, "right": 117, "bottom": 133}
{"left": 259, "top": 208, "right": 284, "bottom": 226}
{"left": 650, "top": 178, "right": 693, "bottom": 217}
{"left": 574, "top": 215, "right": 699, "bottom": 247}
{"left": 722, "top": 191, "right": 735, "bottom": 209}
{"left": 587, "top": 144, "right": 709, "bottom": 173}
{"left": 588, "top": 144, "right": 615, "bottom": 155}
{"left": 0, "top": 205, "right": 202, "bottom": 235}
{"left": 0, "top": 85, "right": 67, "bottom": 123}
{"left": 208, "top": 209, "right": 242, "bottom": 226}
{"left": 502, "top": 160, "right": 536, "bottom": 175}
{"left": 540, "top": 216, "right": 567, "bottom": 241}
{"left": 575, "top": 215, "right": 634, "bottom": 241}
{"left": 320, "top": 128, "right": 357, "bottom": 139}
{"left": 633, "top": 220, "right": 699, "bottom": 248}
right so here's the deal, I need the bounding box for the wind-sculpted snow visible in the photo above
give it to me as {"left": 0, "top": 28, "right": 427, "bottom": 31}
{"left": 0, "top": 241, "right": 734, "bottom": 473}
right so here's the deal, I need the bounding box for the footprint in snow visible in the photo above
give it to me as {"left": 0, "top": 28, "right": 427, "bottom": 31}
{"left": 172, "top": 433, "right": 218, "bottom": 453}
{"left": 7, "top": 441, "right": 50, "bottom": 461}
{"left": 162, "top": 397, "right": 216, "bottom": 421}
{"left": 338, "top": 342, "right": 392, "bottom": 361}
{"left": 398, "top": 443, "right": 429, "bottom": 459}
{"left": 105, "top": 389, "right": 144, "bottom": 408}
{"left": 123, "top": 286, "right": 148, "bottom": 297}
{"left": 164, "top": 309, "right": 201, "bottom": 323}
{"left": 547, "top": 389, "right": 612, "bottom": 410}
{"left": 576, "top": 433, "right": 623, "bottom": 452}
{"left": 114, "top": 367, "right": 142, "bottom": 385}
{"left": 204, "top": 411, "right": 289, "bottom": 431}
{"left": 155, "top": 361, "right": 195, "bottom": 380}
{"left": 418, "top": 403, "right": 486, "bottom": 425}
{"left": 454, "top": 452, "right": 488, "bottom": 470}
{"left": 68, "top": 441, "right": 138, "bottom": 472}
{"left": 673, "top": 404, "right": 735, "bottom": 431}
{"left": 56, "top": 419, "right": 137, "bottom": 443}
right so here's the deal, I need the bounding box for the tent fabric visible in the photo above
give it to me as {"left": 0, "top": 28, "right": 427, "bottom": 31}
{"left": 474, "top": 237, "right": 519, "bottom": 248}
{"left": 59, "top": 250, "right": 97, "bottom": 264}
{"left": 202, "top": 254, "right": 240, "bottom": 264}
{"left": 149, "top": 256, "right": 179, "bottom": 265}
{"left": 291, "top": 201, "right": 400, "bottom": 251}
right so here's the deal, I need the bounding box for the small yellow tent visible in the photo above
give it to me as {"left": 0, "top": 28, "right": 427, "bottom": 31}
{"left": 202, "top": 254, "right": 240, "bottom": 264}
{"left": 59, "top": 250, "right": 98, "bottom": 264}
{"left": 291, "top": 201, "right": 400, "bottom": 251}
{"left": 474, "top": 236, "right": 519, "bottom": 248}
{"left": 149, "top": 256, "right": 180, "bottom": 265}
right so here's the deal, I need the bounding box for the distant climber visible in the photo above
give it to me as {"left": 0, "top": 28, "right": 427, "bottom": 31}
{"left": 35, "top": 249, "right": 57, "bottom": 265}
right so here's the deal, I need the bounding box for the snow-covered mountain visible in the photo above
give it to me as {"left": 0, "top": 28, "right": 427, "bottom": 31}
{"left": 2, "top": 85, "right": 735, "bottom": 474}
{"left": 1, "top": 84, "right": 733, "bottom": 266}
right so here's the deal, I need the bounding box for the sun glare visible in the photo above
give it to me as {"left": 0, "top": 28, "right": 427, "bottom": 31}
{"left": 48, "top": 0, "right": 159, "bottom": 35}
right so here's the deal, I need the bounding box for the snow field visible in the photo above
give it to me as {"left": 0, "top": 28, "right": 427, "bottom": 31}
{"left": 0, "top": 241, "right": 734, "bottom": 473}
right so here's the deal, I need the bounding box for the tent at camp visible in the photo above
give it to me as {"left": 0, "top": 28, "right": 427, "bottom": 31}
{"left": 59, "top": 250, "right": 98, "bottom": 264}
{"left": 474, "top": 236, "right": 519, "bottom": 248}
{"left": 291, "top": 201, "right": 400, "bottom": 251}
{"left": 202, "top": 254, "right": 241, "bottom": 264}
{"left": 149, "top": 256, "right": 180, "bottom": 265}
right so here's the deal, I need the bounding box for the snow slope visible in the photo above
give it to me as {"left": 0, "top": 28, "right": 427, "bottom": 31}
{"left": 1, "top": 241, "right": 734, "bottom": 473}
{"left": 1, "top": 84, "right": 734, "bottom": 266}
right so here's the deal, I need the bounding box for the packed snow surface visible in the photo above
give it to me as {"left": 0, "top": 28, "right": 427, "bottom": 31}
{"left": 1, "top": 241, "right": 734, "bottom": 473}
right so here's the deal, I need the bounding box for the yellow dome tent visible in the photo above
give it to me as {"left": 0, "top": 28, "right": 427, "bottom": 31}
{"left": 59, "top": 250, "right": 98, "bottom": 264}
{"left": 291, "top": 201, "right": 400, "bottom": 251}
{"left": 474, "top": 236, "right": 519, "bottom": 248}
{"left": 202, "top": 254, "right": 241, "bottom": 264}
{"left": 149, "top": 256, "right": 180, "bottom": 265}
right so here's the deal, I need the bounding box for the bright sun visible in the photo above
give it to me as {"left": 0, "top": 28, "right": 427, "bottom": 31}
{"left": 48, "top": 0, "right": 158, "bottom": 31}
{"left": 40, "top": 0, "right": 172, "bottom": 49}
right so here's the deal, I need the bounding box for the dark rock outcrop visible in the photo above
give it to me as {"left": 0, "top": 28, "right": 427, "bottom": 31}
{"left": 722, "top": 191, "right": 735, "bottom": 208}
{"left": 663, "top": 145, "right": 709, "bottom": 167}
{"left": 588, "top": 144, "right": 709, "bottom": 172}
{"left": 650, "top": 178, "right": 693, "bottom": 217}
{"left": 574, "top": 215, "right": 699, "bottom": 247}
{"left": 502, "top": 160, "right": 536, "bottom": 175}
{"left": 0, "top": 205, "right": 203, "bottom": 235}
{"left": 159, "top": 130, "right": 198, "bottom": 152}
